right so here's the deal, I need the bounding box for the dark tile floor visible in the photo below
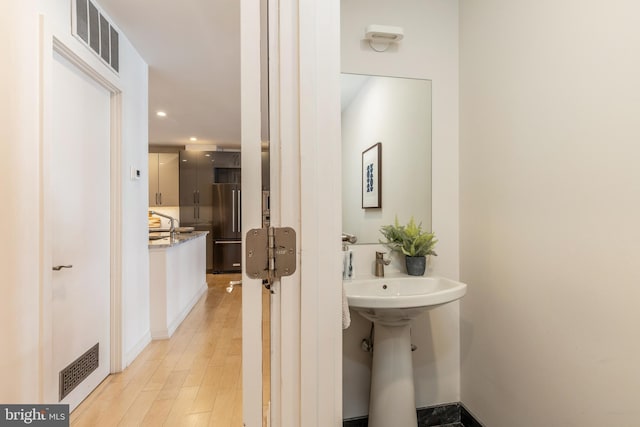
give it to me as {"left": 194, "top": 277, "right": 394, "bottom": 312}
{"left": 343, "top": 402, "right": 482, "bottom": 427}
{"left": 343, "top": 420, "right": 468, "bottom": 427}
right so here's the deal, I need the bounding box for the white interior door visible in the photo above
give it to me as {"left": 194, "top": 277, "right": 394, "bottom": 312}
{"left": 51, "top": 50, "right": 111, "bottom": 411}
{"left": 242, "top": 0, "right": 343, "bottom": 425}
{"left": 241, "top": 0, "right": 266, "bottom": 424}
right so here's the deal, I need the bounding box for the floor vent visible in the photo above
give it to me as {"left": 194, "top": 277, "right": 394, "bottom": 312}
{"left": 59, "top": 343, "right": 99, "bottom": 401}
{"left": 72, "top": 0, "right": 120, "bottom": 73}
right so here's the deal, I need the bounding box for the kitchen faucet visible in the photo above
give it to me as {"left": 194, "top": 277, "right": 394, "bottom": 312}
{"left": 149, "top": 210, "right": 176, "bottom": 236}
{"left": 375, "top": 251, "right": 391, "bottom": 277}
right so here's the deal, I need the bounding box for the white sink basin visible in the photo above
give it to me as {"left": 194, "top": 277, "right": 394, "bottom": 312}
{"left": 345, "top": 275, "right": 467, "bottom": 325}
{"left": 346, "top": 275, "right": 467, "bottom": 309}
{"left": 345, "top": 274, "right": 467, "bottom": 427}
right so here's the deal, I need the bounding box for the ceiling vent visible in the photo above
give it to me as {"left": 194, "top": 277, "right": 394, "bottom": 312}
{"left": 72, "top": 0, "right": 119, "bottom": 73}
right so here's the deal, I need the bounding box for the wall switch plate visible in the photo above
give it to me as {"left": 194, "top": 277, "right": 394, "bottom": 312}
{"left": 130, "top": 166, "right": 141, "bottom": 180}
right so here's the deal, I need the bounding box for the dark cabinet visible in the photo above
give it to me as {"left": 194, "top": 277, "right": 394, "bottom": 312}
{"left": 212, "top": 152, "right": 241, "bottom": 183}
{"left": 212, "top": 151, "right": 241, "bottom": 168}
{"left": 179, "top": 151, "right": 215, "bottom": 271}
{"left": 179, "top": 151, "right": 214, "bottom": 224}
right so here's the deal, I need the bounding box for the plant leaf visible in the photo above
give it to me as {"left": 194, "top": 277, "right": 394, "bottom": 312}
{"left": 379, "top": 215, "right": 438, "bottom": 257}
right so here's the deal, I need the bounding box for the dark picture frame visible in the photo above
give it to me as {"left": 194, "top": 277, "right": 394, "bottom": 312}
{"left": 362, "top": 142, "right": 382, "bottom": 209}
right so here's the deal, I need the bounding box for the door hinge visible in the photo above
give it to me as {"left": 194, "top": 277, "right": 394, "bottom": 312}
{"left": 246, "top": 227, "right": 296, "bottom": 287}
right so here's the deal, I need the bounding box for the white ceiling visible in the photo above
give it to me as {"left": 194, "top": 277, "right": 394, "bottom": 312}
{"left": 99, "top": 0, "right": 241, "bottom": 148}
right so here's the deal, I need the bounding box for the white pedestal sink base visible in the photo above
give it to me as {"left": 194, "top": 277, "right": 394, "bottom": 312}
{"left": 369, "top": 323, "right": 417, "bottom": 427}
{"left": 346, "top": 275, "right": 467, "bottom": 427}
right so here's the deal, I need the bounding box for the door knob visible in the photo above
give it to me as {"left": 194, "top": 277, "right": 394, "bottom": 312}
{"left": 52, "top": 265, "right": 73, "bottom": 271}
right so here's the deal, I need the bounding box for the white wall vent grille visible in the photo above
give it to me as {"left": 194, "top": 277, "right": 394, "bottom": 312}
{"left": 72, "top": 0, "right": 119, "bottom": 73}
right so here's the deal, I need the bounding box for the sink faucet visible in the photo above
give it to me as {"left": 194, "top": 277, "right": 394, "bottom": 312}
{"left": 375, "top": 251, "right": 391, "bottom": 277}
{"left": 149, "top": 210, "right": 176, "bottom": 236}
{"left": 342, "top": 233, "right": 358, "bottom": 244}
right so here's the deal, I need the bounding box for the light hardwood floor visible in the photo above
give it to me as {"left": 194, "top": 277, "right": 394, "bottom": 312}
{"left": 70, "top": 274, "right": 269, "bottom": 426}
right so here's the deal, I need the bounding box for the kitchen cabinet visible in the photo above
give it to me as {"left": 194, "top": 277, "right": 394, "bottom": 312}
{"left": 179, "top": 151, "right": 214, "bottom": 223}
{"left": 148, "top": 231, "right": 207, "bottom": 339}
{"left": 149, "top": 153, "right": 179, "bottom": 206}
{"left": 179, "top": 150, "right": 215, "bottom": 271}
{"left": 212, "top": 151, "right": 241, "bottom": 168}
{"left": 212, "top": 151, "right": 241, "bottom": 183}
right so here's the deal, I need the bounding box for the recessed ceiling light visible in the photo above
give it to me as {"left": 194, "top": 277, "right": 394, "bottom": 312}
{"left": 190, "top": 137, "right": 197, "bottom": 141}
{"left": 156, "top": 111, "right": 167, "bottom": 117}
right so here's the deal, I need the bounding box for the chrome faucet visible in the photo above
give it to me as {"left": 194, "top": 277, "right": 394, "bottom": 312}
{"left": 342, "top": 233, "right": 358, "bottom": 244}
{"left": 375, "top": 251, "right": 391, "bottom": 277}
{"left": 149, "top": 210, "right": 176, "bottom": 236}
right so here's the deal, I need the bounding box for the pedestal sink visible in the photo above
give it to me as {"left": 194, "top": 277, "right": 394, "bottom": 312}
{"left": 345, "top": 275, "right": 467, "bottom": 427}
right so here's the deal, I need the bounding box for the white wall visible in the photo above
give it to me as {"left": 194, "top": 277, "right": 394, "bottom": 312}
{"left": 0, "top": 0, "right": 41, "bottom": 403}
{"left": 341, "top": 0, "right": 459, "bottom": 418}
{"left": 459, "top": 1, "right": 640, "bottom": 425}
{"left": 341, "top": 76, "right": 432, "bottom": 243}
{"left": 117, "top": 24, "right": 152, "bottom": 366}
{"left": 0, "top": 0, "right": 149, "bottom": 403}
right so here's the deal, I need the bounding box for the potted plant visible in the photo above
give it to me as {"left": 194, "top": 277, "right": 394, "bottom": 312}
{"left": 380, "top": 216, "right": 438, "bottom": 276}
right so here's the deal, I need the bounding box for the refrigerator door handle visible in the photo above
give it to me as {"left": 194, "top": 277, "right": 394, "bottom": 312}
{"left": 237, "top": 189, "right": 241, "bottom": 233}
{"left": 232, "top": 189, "right": 236, "bottom": 233}
{"left": 215, "top": 240, "right": 242, "bottom": 244}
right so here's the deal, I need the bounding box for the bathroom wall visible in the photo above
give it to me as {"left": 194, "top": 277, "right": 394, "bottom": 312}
{"left": 341, "top": 0, "right": 459, "bottom": 418}
{"left": 459, "top": 1, "right": 640, "bottom": 425}
{"left": 0, "top": 0, "right": 149, "bottom": 402}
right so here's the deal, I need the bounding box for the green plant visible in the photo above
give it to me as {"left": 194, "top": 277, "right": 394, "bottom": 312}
{"left": 380, "top": 216, "right": 438, "bottom": 257}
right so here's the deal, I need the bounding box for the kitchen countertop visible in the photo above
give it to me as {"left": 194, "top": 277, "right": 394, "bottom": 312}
{"left": 148, "top": 230, "right": 208, "bottom": 249}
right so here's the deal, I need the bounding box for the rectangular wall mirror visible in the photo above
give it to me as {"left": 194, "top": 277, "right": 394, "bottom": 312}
{"left": 341, "top": 73, "right": 433, "bottom": 244}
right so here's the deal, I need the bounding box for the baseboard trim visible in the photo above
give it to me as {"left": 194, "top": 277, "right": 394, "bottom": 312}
{"left": 152, "top": 283, "right": 207, "bottom": 340}
{"left": 123, "top": 331, "right": 151, "bottom": 368}
{"left": 343, "top": 402, "right": 483, "bottom": 427}
{"left": 166, "top": 283, "right": 207, "bottom": 338}
{"left": 461, "top": 404, "right": 483, "bottom": 427}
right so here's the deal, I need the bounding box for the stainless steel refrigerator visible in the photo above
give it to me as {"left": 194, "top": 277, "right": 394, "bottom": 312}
{"left": 212, "top": 183, "right": 242, "bottom": 272}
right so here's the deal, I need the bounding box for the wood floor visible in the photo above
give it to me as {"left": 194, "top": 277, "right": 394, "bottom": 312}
{"left": 70, "top": 273, "right": 269, "bottom": 426}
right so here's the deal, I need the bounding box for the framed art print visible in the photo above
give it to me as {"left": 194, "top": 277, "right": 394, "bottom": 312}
{"left": 362, "top": 142, "right": 381, "bottom": 208}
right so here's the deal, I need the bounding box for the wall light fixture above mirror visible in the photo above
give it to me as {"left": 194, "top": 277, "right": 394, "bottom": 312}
{"left": 341, "top": 73, "right": 432, "bottom": 244}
